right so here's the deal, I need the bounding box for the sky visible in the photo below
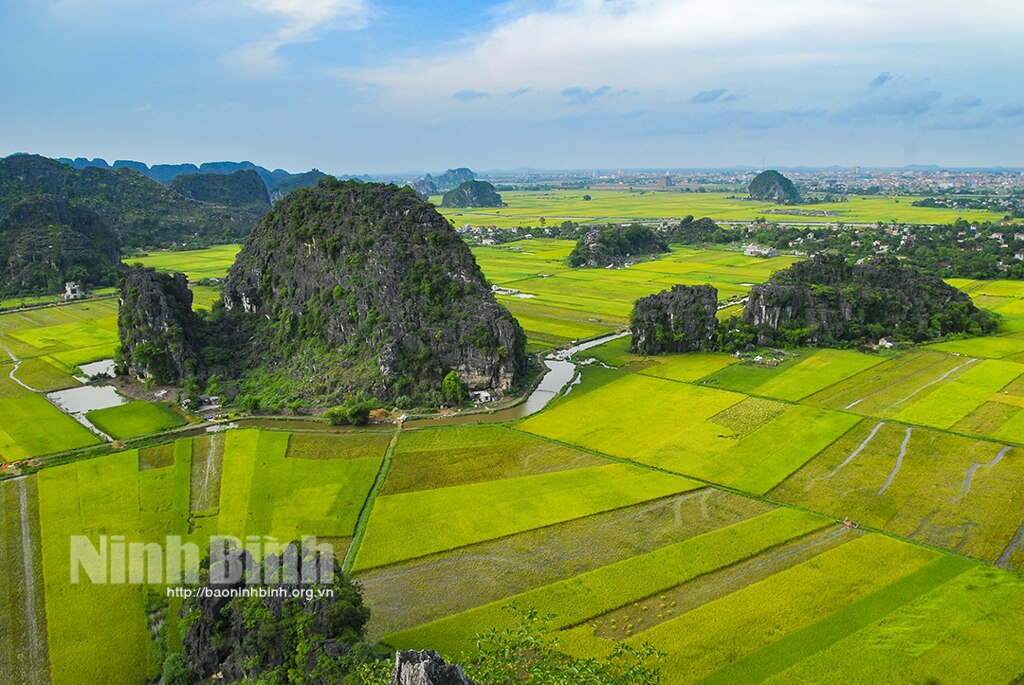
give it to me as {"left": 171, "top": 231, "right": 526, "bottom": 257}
{"left": 1, "top": 0, "right": 1022, "bottom": 173}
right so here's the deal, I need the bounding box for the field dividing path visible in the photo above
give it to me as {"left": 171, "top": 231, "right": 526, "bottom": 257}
{"left": 826, "top": 421, "right": 885, "bottom": 479}
{"left": 877, "top": 428, "right": 913, "bottom": 495}
{"left": 344, "top": 426, "right": 402, "bottom": 574}
{"left": 692, "top": 554, "right": 974, "bottom": 685}
{"left": 0, "top": 476, "right": 51, "bottom": 685}
{"left": 962, "top": 445, "right": 1011, "bottom": 495}
{"left": 2, "top": 343, "right": 41, "bottom": 392}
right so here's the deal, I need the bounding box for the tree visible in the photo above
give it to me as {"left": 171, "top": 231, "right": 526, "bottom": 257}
{"left": 442, "top": 370, "right": 469, "bottom": 404}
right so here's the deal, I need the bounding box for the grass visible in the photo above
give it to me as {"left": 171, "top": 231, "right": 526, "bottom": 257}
{"left": 383, "top": 425, "right": 604, "bottom": 495}
{"left": 805, "top": 350, "right": 984, "bottom": 421}
{"left": 385, "top": 507, "right": 828, "bottom": 653}
{"left": 86, "top": 401, "right": 187, "bottom": 439}
{"left": 352, "top": 462, "right": 702, "bottom": 572}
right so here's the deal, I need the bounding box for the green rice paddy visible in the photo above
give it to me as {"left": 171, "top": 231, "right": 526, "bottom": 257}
{"left": 85, "top": 401, "right": 188, "bottom": 440}
{"left": 435, "top": 190, "right": 1005, "bottom": 228}
{"left": 6, "top": 237, "right": 1024, "bottom": 684}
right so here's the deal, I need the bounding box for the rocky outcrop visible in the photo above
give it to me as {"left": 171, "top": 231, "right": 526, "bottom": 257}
{"left": 118, "top": 267, "right": 204, "bottom": 384}
{"left": 0, "top": 195, "right": 123, "bottom": 296}
{"left": 390, "top": 651, "right": 476, "bottom": 685}
{"left": 221, "top": 179, "right": 526, "bottom": 403}
{"left": 433, "top": 168, "right": 475, "bottom": 192}
{"left": 568, "top": 224, "right": 669, "bottom": 268}
{"left": 409, "top": 178, "right": 438, "bottom": 201}
{"left": 440, "top": 181, "right": 504, "bottom": 208}
{"left": 664, "top": 215, "right": 723, "bottom": 244}
{"left": 743, "top": 253, "right": 993, "bottom": 345}
{"left": 748, "top": 170, "right": 800, "bottom": 204}
{"left": 631, "top": 285, "right": 719, "bottom": 354}
{"left": 169, "top": 169, "right": 271, "bottom": 208}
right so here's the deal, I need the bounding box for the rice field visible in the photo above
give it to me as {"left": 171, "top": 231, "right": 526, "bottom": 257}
{"left": 85, "top": 401, "right": 187, "bottom": 439}
{"left": 19, "top": 428, "right": 388, "bottom": 685}
{"left": 7, "top": 240, "right": 1024, "bottom": 684}
{"left": 472, "top": 241, "right": 796, "bottom": 347}
{"left": 435, "top": 190, "right": 1004, "bottom": 228}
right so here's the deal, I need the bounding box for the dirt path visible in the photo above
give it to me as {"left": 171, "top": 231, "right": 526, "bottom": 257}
{"left": 1, "top": 477, "right": 51, "bottom": 685}
{"left": 843, "top": 356, "right": 972, "bottom": 410}
{"left": 887, "top": 358, "right": 979, "bottom": 410}
{"left": 2, "top": 344, "right": 41, "bottom": 393}
{"left": 827, "top": 421, "right": 886, "bottom": 479}
{"left": 877, "top": 427, "right": 913, "bottom": 495}
{"left": 997, "top": 523, "right": 1024, "bottom": 569}
{"left": 962, "top": 445, "right": 1011, "bottom": 495}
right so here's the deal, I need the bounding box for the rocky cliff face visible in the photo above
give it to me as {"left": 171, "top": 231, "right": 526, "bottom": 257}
{"left": 631, "top": 285, "right": 719, "bottom": 354}
{"left": 390, "top": 651, "right": 476, "bottom": 685}
{"left": 748, "top": 170, "right": 801, "bottom": 204}
{"left": 118, "top": 267, "right": 204, "bottom": 384}
{"left": 0, "top": 195, "right": 123, "bottom": 296}
{"left": 743, "top": 253, "right": 993, "bottom": 345}
{"left": 440, "top": 181, "right": 504, "bottom": 208}
{"left": 568, "top": 224, "right": 669, "bottom": 268}
{"left": 222, "top": 179, "right": 526, "bottom": 403}
{"left": 169, "top": 169, "right": 271, "bottom": 209}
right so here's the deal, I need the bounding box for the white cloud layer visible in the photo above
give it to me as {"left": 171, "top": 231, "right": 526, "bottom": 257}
{"left": 336, "top": 0, "right": 1022, "bottom": 108}
{"left": 227, "top": 0, "right": 370, "bottom": 73}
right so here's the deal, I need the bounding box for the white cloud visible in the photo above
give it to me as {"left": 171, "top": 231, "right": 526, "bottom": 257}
{"left": 227, "top": 0, "right": 370, "bottom": 73}
{"left": 334, "top": 0, "right": 1022, "bottom": 109}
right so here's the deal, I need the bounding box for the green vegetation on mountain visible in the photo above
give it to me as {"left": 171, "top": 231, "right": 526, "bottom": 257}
{"left": 743, "top": 253, "right": 995, "bottom": 345}
{"left": 440, "top": 180, "right": 505, "bottom": 208}
{"left": 0, "top": 195, "right": 123, "bottom": 296}
{"left": 568, "top": 224, "right": 669, "bottom": 267}
{"left": 169, "top": 169, "right": 270, "bottom": 209}
{"left": 267, "top": 169, "right": 329, "bottom": 202}
{"left": 748, "top": 170, "right": 801, "bottom": 204}
{"left": 117, "top": 179, "right": 527, "bottom": 407}
{"left": 0, "top": 154, "right": 259, "bottom": 249}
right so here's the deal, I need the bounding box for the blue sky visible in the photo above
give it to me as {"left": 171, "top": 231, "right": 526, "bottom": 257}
{"left": 1, "top": 0, "right": 1022, "bottom": 173}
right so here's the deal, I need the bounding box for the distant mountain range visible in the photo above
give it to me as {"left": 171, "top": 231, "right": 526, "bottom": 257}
{"left": 55, "top": 157, "right": 326, "bottom": 198}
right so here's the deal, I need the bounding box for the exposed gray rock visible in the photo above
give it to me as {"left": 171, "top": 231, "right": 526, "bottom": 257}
{"left": 390, "top": 650, "right": 476, "bottom": 685}
{"left": 743, "top": 253, "right": 993, "bottom": 345}
{"left": 118, "top": 267, "right": 203, "bottom": 384}
{"left": 222, "top": 179, "right": 526, "bottom": 402}
{"left": 631, "top": 284, "right": 719, "bottom": 354}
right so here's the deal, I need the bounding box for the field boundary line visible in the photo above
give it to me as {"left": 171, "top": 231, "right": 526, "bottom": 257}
{"left": 877, "top": 427, "right": 913, "bottom": 495}
{"left": 691, "top": 554, "right": 974, "bottom": 685}
{"left": 507, "top": 427, "right": 991, "bottom": 567}
{"left": 350, "top": 489, "right": 702, "bottom": 576}
{"left": 963, "top": 445, "right": 1011, "bottom": 495}
{"left": 343, "top": 426, "right": 402, "bottom": 575}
